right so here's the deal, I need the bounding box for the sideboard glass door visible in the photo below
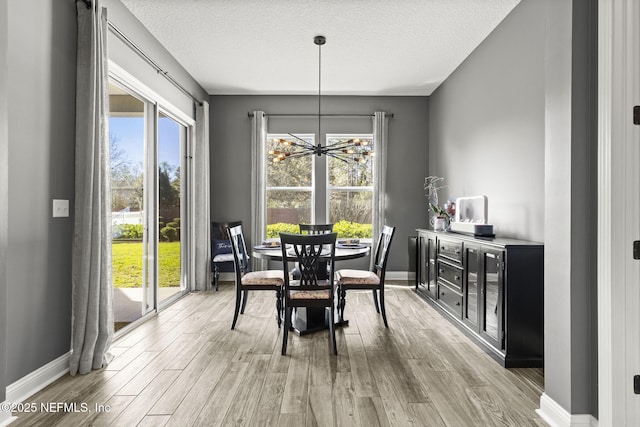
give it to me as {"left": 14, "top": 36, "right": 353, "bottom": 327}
{"left": 463, "top": 245, "right": 480, "bottom": 330}
{"left": 480, "top": 249, "right": 504, "bottom": 349}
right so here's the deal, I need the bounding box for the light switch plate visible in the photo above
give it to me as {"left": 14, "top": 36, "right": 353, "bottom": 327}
{"left": 53, "top": 199, "right": 69, "bottom": 218}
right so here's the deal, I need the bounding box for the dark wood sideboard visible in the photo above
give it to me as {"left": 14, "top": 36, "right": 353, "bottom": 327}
{"left": 416, "top": 228, "right": 544, "bottom": 368}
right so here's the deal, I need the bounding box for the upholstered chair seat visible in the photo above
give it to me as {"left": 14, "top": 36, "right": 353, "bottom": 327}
{"left": 335, "top": 269, "right": 380, "bottom": 286}
{"left": 289, "top": 286, "right": 331, "bottom": 300}
{"left": 212, "top": 253, "right": 234, "bottom": 263}
{"left": 241, "top": 270, "right": 284, "bottom": 286}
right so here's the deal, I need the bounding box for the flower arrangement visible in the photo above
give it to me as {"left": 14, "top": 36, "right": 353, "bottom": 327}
{"left": 424, "top": 176, "right": 449, "bottom": 219}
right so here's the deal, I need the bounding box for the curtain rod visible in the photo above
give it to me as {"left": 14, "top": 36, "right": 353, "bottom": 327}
{"left": 247, "top": 113, "right": 394, "bottom": 118}
{"left": 107, "top": 21, "right": 204, "bottom": 106}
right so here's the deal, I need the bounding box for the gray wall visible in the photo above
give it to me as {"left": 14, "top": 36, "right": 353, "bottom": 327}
{"left": 428, "top": 0, "right": 545, "bottom": 242}
{"left": 6, "top": 0, "right": 77, "bottom": 384}
{"left": 428, "top": 0, "right": 598, "bottom": 417}
{"left": 4, "top": 0, "right": 205, "bottom": 386}
{"left": 580, "top": 0, "right": 598, "bottom": 414}
{"left": 544, "top": 0, "right": 598, "bottom": 416}
{"left": 210, "top": 95, "right": 429, "bottom": 272}
{"left": 1, "top": 0, "right": 8, "bottom": 405}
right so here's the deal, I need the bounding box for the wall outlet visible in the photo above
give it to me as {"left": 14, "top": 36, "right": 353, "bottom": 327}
{"left": 52, "top": 199, "right": 69, "bottom": 218}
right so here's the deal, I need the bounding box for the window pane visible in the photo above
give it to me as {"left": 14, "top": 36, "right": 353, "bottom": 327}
{"left": 157, "top": 112, "right": 184, "bottom": 304}
{"left": 109, "top": 82, "right": 146, "bottom": 330}
{"left": 267, "top": 136, "right": 313, "bottom": 187}
{"left": 327, "top": 137, "right": 374, "bottom": 186}
{"left": 329, "top": 190, "right": 373, "bottom": 238}
{"left": 266, "top": 190, "right": 312, "bottom": 237}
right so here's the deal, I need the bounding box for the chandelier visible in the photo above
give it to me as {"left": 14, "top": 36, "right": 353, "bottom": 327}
{"left": 268, "top": 35, "right": 375, "bottom": 164}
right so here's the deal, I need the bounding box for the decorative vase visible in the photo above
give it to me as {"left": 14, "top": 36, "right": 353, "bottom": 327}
{"left": 431, "top": 216, "right": 447, "bottom": 232}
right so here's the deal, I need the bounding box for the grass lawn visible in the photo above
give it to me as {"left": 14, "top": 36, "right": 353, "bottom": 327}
{"left": 112, "top": 241, "right": 181, "bottom": 288}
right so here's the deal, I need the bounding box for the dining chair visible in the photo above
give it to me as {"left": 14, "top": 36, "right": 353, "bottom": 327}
{"left": 228, "top": 224, "right": 284, "bottom": 330}
{"left": 299, "top": 223, "right": 334, "bottom": 234}
{"left": 335, "top": 225, "right": 396, "bottom": 327}
{"left": 279, "top": 232, "right": 338, "bottom": 355}
{"left": 211, "top": 220, "right": 242, "bottom": 291}
{"left": 298, "top": 224, "right": 334, "bottom": 278}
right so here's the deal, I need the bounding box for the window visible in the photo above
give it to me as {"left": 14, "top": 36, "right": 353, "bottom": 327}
{"left": 266, "top": 134, "right": 314, "bottom": 237}
{"left": 264, "top": 133, "right": 374, "bottom": 239}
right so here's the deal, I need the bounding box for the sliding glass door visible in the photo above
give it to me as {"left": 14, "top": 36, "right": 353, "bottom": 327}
{"left": 157, "top": 112, "right": 186, "bottom": 306}
{"left": 109, "top": 82, "right": 147, "bottom": 330}
{"left": 108, "top": 79, "right": 191, "bottom": 332}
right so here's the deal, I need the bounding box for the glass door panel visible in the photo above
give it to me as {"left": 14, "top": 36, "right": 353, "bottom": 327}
{"left": 417, "top": 235, "right": 427, "bottom": 290}
{"left": 416, "top": 234, "right": 438, "bottom": 300}
{"left": 481, "top": 250, "right": 503, "bottom": 348}
{"left": 108, "top": 82, "right": 147, "bottom": 331}
{"left": 157, "top": 112, "right": 185, "bottom": 305}
{"left": 426, "top": 237, "right": 437, "bottom": 299}
{"left": 464, "top": 246, "right": 479, "bottom": 329}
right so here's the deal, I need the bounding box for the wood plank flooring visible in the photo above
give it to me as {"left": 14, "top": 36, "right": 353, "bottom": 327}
{"left": 10, "top": 282, "right": 545, "bottom": 426}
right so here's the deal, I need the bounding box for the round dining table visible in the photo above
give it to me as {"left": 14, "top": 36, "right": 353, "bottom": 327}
{"left": 252, "top": 244, "right": 370, "bottom": 263}
{"left": 252, "top": 243, "right": 371, "bottom": 335}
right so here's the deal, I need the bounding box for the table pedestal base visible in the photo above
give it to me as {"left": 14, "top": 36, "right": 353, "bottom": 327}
{"left": 290, "top": 307, "right": 349, "bottom": 336}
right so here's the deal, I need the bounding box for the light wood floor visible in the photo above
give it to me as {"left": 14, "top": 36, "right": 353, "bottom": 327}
{"left": 11, "top": 282, "right": 545, "bottom": 426}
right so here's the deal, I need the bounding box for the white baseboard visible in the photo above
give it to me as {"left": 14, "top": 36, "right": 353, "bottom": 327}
{"left": 537, "top": 393, "right": 598, "bottom": 427}
{"left": 218, "top": 272, "right": 234, "bottom": 282}
{"left": 386, "top": 271, "right": 415, "bottom": 281}
{"left": 0, "top": 408, "right": 17, "bottom": 427}
{"left": 6, "top": 352, "right": 70, "bottom": 405}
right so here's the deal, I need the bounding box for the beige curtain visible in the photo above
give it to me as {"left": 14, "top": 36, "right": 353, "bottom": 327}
{"left": 251, "top": 111, "right": 267, "bottom": 271}
{"left": 194, "top": 101, "right": 211, "bottom": 290}
{"left": 70, "top": 0, "right": 113, "bottom": 376}
{"left": 372, "top": 112, "right": 389, "bottom": 254}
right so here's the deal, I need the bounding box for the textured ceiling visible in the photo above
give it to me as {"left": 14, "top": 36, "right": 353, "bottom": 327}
{"left": 120, "top": 0, "right": 520, "bottom": 96}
